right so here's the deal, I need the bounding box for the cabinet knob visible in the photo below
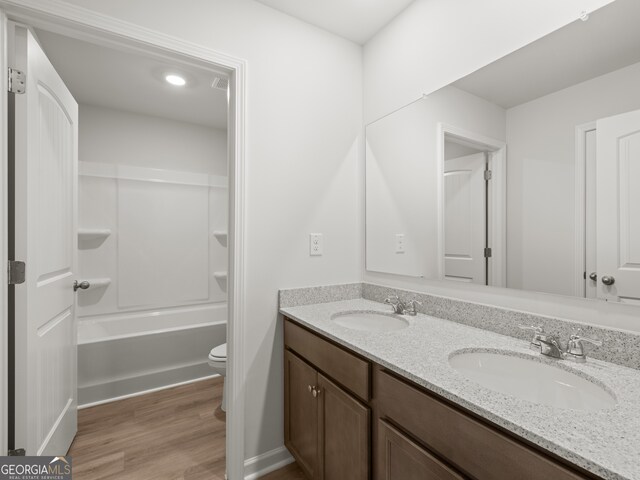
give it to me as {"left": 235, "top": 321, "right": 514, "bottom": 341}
{"left": 308, "top": 385, "right": 312, "bottom": 393}
{"left": 589, "top": 272, "right": 597, "bottom": 281}
{"left": 312, "top": 387, "right": 321, "bottom": 398}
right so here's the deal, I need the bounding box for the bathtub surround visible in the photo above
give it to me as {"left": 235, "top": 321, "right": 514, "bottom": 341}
{"left": 279, "top": 283, "right": 640, "bottom": 370}
{"left": 76, "top": 105, "right": 228, "bottom": 406}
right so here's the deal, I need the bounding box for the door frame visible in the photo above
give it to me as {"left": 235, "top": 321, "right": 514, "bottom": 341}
{"left": 574, "top": 121, "right": 596, "bottom": 298}
{"left": 437, "top": 122, "right": 507, "bottom": 287}
{"left": 0, "top": 1, "right": 247, "bottom": 478}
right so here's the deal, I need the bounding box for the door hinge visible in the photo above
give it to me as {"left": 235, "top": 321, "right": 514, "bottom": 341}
{"left": 484, "top": 170, "right": 492, "bottom": 181}
{"left": 8, "top": 67, "right": 26, "bottom": 94}
{"left": 8, "top": 260, "right": 26, "bottom": 285}
{"left": 484, "top": 247, "right": 492, "bottom": 258}
{"left": 8, "top": 448, "right": 26, "bottom": 456}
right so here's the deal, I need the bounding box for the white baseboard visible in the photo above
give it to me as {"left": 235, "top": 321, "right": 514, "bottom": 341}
{"left": 78, "top": 364, "right": 219, "bottom": 410}
{"left": 244, "top": 446, "right": 294, "bottom": 480}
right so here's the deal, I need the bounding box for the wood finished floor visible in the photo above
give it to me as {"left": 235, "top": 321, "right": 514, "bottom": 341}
{"left": 69, "top": 378, "right": 305, "bottom": 480}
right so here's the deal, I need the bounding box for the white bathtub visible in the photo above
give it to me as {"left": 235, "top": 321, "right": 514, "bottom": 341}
{"left": 77, "top": 303, "right": 226, "bottom": 407}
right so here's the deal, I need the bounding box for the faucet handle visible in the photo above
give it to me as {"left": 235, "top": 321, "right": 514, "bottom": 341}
{"left": 565, "top": 330, "right": 602, "bottom": 363}
{"left": 405, "top": 299, "right": 422, "bottom": 316}
{"left": 384, "top": 295, "right": 399, "bottom": 305}
{"left": 518, "top": 325, "right": 544, "bottom": 351}
{"left": 569, "top": 328, "right": 603, "bottom": 346}
{"left": 384, "top": 295, "right": 405, "bottom": 314}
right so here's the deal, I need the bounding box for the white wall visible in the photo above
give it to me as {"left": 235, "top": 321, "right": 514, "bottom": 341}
{"left": 366, "top": 86, "right": 505, "bottom": 278}
{"left": 506, "top": 61, "right": 640, "bottom": 296}
{"left": 80, "top": 104, "right": 227, "bottom": 175}
{"left": 363, "top": 0, "right": 615, "bottom": 124}
{"left": 59, "top": 0, "right": 363, "bottom": 462}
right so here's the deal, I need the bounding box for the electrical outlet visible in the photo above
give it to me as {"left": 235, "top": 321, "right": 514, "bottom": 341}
{"left": 395, "top": 234, "right": 405, "bottom": 253}
{"left": 309, "top": 233, "right": 323, "bottom": 256}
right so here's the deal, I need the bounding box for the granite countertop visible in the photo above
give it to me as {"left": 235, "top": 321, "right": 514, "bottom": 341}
{"left": 280, "top": 298, "right": 640, "bottom": 480}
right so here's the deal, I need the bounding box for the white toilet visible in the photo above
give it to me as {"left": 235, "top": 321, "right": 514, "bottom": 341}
{"left": 208, "top": 343, "right": 227, "bottom": 412}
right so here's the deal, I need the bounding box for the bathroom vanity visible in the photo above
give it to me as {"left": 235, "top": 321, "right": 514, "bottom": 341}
{"left": 281, "top": 296, "right": 640, "bottom": 480}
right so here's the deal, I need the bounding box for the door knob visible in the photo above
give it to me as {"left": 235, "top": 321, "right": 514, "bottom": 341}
{"left": 601, "top": 276, "right": 615, "bottom": 286}
{"left": 73, "top": 280, "right": 90, "bottom": 292}
{"left": 589, "top": 272, "right": 597, "bottom": 281}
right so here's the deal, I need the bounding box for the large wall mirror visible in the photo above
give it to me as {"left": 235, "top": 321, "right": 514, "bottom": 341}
{"left": 365, "top": 0, "right": 640, "bottom": 304}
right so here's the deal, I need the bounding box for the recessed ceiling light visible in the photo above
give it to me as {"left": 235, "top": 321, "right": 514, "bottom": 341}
{"left": 165, "top": 74, "right": 186, "bottom": 86}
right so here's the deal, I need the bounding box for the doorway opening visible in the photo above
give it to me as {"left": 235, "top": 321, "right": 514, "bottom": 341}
{"left": 1, "top": 5, "right": 246, "bottom": 479}
{"left": 437, "top": 123, "right": 507, "bottom": 288}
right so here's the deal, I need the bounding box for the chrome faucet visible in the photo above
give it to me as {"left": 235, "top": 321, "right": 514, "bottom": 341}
{"left": 519, "top": 326, "right": 602, "bottom": 362}
{"left": 384, "top": 295, "right": 406, "bottom": 314}
{"left": 538, "top": 334, "right": 565, "bottom": 359}
{"left": 384, "top": 296, "right": 422, "bottom": 316}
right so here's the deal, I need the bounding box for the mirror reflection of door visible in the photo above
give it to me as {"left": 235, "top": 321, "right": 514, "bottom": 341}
{"left": 444, "top": 144, "right": 487, "bottom": 285}
{"left": 596, "top": 108, "right": 640, "bottom": 304}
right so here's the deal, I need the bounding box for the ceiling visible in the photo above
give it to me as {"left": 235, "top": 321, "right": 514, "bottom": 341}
{"left": 34, "top": 29, "right": 229, "bottom": 129}
{"left": 453, "top": 0, "right": 640, "bottom": 109}
{"left": 254, "top": 0, "right": 416, "bottom": 44}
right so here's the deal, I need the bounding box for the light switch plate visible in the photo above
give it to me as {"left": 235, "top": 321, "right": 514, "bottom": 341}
{"left": 310, "top": 233, "right": 323, "bottom": 256}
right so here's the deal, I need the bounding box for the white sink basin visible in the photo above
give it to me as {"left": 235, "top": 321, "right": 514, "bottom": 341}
{"left": 331, "top": 311, "right": 409, "bottom": 332}
{"left": 449, "top": 351, "right": 616, "bottom": 412}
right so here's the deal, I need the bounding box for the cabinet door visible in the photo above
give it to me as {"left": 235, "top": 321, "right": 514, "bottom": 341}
{"left": 318, "top": 374, "right": 369, "bottom": 480}
{"left": 377, "top": 420, "right": 464, "bottom": 480}
{"left": 285, "top": 351, "right": 319, "bottom": 479}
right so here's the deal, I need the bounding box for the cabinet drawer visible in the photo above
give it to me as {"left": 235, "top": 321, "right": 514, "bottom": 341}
{"left": 377, "top": 420, "right": 464, "bottom": 480}
{"left": 284, "top": 318, "right": 370, "bottom": 401}
{"left": 375, "top": 369, "right": 591, "bottom": 480}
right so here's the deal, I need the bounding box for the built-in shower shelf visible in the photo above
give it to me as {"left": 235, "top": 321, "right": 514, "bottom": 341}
{"left": 78, "top": 228, "right": 112, "bottom": 241}
{"left": 213, "top": 271, "right": 228, "bottom": 281}
{"left": 85, "top": 278, "right": 112, "bottom": 289}
{"left": 212, "top": 231, "right": 228, "bottom": 243}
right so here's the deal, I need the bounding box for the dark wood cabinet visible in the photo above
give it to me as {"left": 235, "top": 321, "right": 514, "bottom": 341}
{"left": 318, "top": 374, "right": 369, "bottom": 480}
{"left": 284, "top": 351, "right": 319, "bottom": 479}
{"left": 377, "top": 420, "right": 464, "bottom": 480}
{"left": 283, "top": 317, "right": 598, "bottom": 480}
{"left": 374, "top": 368, "right": 592, "bottom": 480}
{"left": 284, "top": 345, "right": 370, "bottom": 480}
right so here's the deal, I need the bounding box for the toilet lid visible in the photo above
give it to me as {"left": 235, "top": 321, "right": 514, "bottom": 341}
{"left": 209, "top": 343, "right": 227, "bottom": 359}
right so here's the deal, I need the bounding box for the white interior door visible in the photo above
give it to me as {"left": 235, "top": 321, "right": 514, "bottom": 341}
{"left": 444, "top": 153, "right": 487, "bottom": 284}
{"left": 11, "top": 24, "right": 79, "bottom": 455}
{"left": 596, "top": 109, "right": 640, "bottom": 303}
